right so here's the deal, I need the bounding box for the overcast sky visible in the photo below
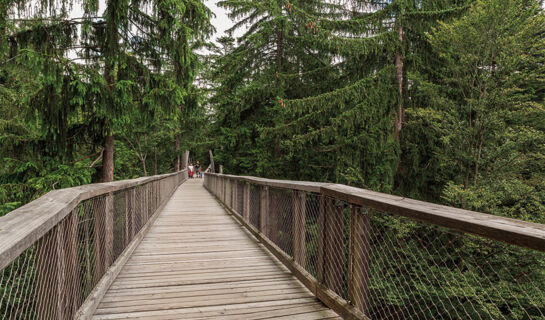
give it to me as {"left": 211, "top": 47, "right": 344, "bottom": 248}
{"left": 204, "top": 0, "right": 237, "bottom": 43}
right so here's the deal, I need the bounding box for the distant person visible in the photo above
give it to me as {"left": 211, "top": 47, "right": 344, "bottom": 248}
{"left": 188, "top": 163, "right": 194, "bottom": 178}
{"left": 195, "top": 161, "right": 201, "bottom": 179}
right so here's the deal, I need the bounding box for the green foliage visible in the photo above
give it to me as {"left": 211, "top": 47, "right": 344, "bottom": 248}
{"left": 0, "top": 0, "right": 213, "bottom": 214}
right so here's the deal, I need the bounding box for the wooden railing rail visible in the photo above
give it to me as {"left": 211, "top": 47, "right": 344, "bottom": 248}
{"left": 204, "top": 172, "right": 545, "bottom": 320}
{"left": 0, "top": 169, "right": 188, "bottom": 319}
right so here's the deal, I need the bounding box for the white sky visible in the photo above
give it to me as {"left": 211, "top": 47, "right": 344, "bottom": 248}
{"left": 204, "top": 0, "right": 237, "bottom": 43}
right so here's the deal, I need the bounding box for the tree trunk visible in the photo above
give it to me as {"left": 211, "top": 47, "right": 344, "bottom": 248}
{"left": 209, "top": 150, "right": 215, "bottom": 173}
{"left": 394, "top": 24, "right": 404, "bottom": 141}
{"left": 141, "top": 156, "right": 147, "bottom": 176}
{"left": 174, "top": 135, "right": 180, "bottom": 171}
{"left": 154, "top": 147, "right": 157, "bottom": 175}
{"left": 183, "top": 150, "right": 190, "bottom": 169}
{"left": 102, "top": 135, "right": 114, "bottom": 182}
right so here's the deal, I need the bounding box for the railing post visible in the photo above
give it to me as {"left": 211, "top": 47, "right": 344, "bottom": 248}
{"left": 260, "top": 186, "right": 269, "bottom": 234}
{"left": 349, "top": 206, "right": 370, "bottom": 315}
{"left": 36, "top": 224, "right": 64, "bottom": 319}
{"left": 232, "top": 180, "right": 238, "bottom": 212}
{"left": 221, "top": 177, "right": 226, "bottom": 203}
{"left": 243, "top": 182, "right": 250, "bottom": 222}
{"left": 317, "top": 195, "right": 325, "bottom": 282}
{"left": 324, "top": 198, "right": 344, "bottom": 294}
{"left": 64, "top": 209, "right": 80, "bottom": 318}
{"left": 226, "top": 178, "right": 232, "bottom": 208}
{"left": 126, "top": 188, "right": 136, "bottom": 244}
{"left": 292, "top": 190, "right": 306, "bottom": 267}
{"left": 104, "top": 193, "right": 114, "bottom": 268}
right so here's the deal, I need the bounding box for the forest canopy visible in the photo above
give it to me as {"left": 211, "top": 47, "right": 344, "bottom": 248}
{"left": 1, "top": 0, "right": 545, "bottom": 318}
{"left": 1, "top": 0, "right": 545, "bottom": 224}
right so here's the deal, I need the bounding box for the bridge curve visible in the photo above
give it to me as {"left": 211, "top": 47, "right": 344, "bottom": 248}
{"left": 93, "top": 179, "right": 341, "bottom": 319}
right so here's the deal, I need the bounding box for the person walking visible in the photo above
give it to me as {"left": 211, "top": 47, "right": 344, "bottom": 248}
{"left": 195, "top": 161, "right": 201, "bottom": 179}
{"left": 188, "top": 162, "right": 194, "bottom": 178}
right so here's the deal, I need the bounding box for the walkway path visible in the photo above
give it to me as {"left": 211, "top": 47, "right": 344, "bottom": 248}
{"left": 93, "top": 179, "right": 341, "bottom": 319}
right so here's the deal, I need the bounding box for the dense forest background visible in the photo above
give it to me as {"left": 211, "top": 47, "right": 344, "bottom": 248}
{"left": 1, "top": 0, "right": 545, "bottom": 226}
{"left": 1, "top": 0, "right": 545, "bottom": 318}
{"left": 208, "top": 0, "right": 545, "bottom": 225}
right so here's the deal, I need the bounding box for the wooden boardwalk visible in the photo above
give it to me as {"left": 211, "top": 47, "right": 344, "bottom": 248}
{"left": 93, "top": 179, "right": 341, "bottom": 319}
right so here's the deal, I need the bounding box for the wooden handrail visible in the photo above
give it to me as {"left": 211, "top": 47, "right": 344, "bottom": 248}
{"left": 0, "top": 170, "right": 188, "bottom": 270}
{"left": 205, "top": 173, "right": 331, "bottom": 193}
{"left": 205, "top": 173, "right": 545, "bottom": 252}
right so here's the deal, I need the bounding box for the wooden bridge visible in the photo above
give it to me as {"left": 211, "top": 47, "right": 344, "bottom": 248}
{"left": 94, "top": 179, "right": 341, "bottom": 319}
{"left": 1, "top": 169, "right": 545, "bottom": 319}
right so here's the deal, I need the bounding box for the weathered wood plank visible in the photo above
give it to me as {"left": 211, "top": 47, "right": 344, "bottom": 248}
{"left": 0, "top": 170, "right": 188, "bottom": 270}
{"left": 322, "top": 184, "right": 545, "bottom": 251}
{"left": 93, "top": 179, "right": 340, "bottom": 319}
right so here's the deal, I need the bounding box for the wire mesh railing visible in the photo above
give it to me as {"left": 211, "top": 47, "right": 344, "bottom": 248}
{"left": 204, "top": 173, "right": 545, "bottom": 320}
{"left": 0, "top": 170, "right": 187, "bottom": 319}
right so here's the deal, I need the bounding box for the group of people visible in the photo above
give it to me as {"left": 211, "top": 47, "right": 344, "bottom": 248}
{"left": 187, "top": 161, "right": 202, "bottom": 179}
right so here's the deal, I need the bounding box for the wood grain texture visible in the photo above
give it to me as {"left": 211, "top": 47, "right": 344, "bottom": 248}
{"left": 93, "top": 179, "right": 339, "bottom": 320}
{"left": 321, "top": 184, "right": 545, "bottom": 252}
{"left": 211, "top": 184, "right": 368, "bottom": 320}
{"left": 0, "top": 170, "right": 188, "bottom": 270}
{"left": 205, "top": 174, "right": 545, "bottom": 252}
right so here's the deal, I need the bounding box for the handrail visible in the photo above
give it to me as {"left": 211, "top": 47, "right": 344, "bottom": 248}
{"left": 206, "top": 173, "right": 545, "bottom": 252}
{"left": 1, "top": 169, "right": 188, "bottom": 319}
{"left": 0, "top": 170, "right": 188, "bottom": 270}
{"left": 204, "top": 172, "right": 545, "bottom": 320}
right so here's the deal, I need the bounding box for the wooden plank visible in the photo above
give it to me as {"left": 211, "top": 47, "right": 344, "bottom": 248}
{"left": 96, "top": 292, "right": 313, "bottom": 314}
{"left": 223, "top": 194, "right": 366, "bottom": 320}
{"left": 92, "top": 298, "right": 320, "bottom": 320}
{"left": 93, "top": 179, "right": 340, "bottom": 320}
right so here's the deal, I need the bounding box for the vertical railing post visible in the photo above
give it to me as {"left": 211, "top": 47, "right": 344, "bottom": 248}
{"left": 292, "top": 190, "right": 306, "bottom": 267}
{"left": 243, "top": 182, "right": 250, "bottom": 222}
{"left": 93, "top": 197, "right": 105, "bottom": 282}
{"left": 324, "top": 198, "right": 344, "bottom": 294}
{"left": 260, "top": 186, "right": 269, "bottom": 234}
{"left": 349, "top": 206, "right": 370, "bottom": 315}
{"left": 221, "top": 177, "right": 226, "bottom": 203}
{"left": 126, "top": 188, "right": 136, "bottom": 243}
{"left": 226, "top": 178, "right": 231, "bottom": 207}
{"left": 231, "top": 180, "right": 237, "bottom": 211}
{"left": 104, "top": 193, "right": 114, "bottom": 268}
{"left": 317, "top": 195, "right": 325, "bottom": 283}
{"left": 64, "top": 209, "right": 80, "bottom": 318}
{"left": 143, "top": 184, "right": 149, "bottom": 223}
{"left": 36, "top": 224, "right": 64, "bottom": 319}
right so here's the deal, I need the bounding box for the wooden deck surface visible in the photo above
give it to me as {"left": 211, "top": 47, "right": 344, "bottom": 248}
{"left": 93, "top": 179, "right": 340, "bottom": 320}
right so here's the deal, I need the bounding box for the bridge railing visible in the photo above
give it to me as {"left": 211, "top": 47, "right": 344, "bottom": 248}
{"left": 204, "top": 173, "right": 545, "bottom": 320}
{"left": 0, "top": 169, "right": 188, "bottom": 319}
